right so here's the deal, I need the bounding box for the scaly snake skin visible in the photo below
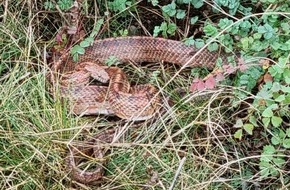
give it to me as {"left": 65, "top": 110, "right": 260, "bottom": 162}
{"left": 51, "top": 36, "right": 231, "bottom": 184}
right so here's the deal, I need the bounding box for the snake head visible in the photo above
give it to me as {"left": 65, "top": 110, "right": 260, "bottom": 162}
{"left": 84, "top": 63, "right": 110, "bottom": 83}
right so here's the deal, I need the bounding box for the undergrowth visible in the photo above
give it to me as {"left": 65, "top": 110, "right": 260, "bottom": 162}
{"left": 1, "top": 0, "right": 290, "bottom": 189}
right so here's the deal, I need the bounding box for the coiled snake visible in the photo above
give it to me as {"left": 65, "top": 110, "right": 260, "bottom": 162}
{"left": 51, "top": 36, "right": 230, "bottom": 184}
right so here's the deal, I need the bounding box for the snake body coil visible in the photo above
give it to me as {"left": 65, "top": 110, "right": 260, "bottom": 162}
{"left": 52, "top": 36, "right": 231, "bottom": 184}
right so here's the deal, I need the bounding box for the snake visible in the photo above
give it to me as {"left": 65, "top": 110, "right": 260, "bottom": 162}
{"left": 51, "top": 36, "right": 232, "bottom": 184}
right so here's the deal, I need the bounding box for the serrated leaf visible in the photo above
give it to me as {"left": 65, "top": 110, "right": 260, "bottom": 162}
{"left": 243, "top": 123, "right": 254, "bottom": 135}
{"left": 162, "top": 2, "right": 176, "bottom": 17}
{"left": 203, "top": 24, "right": 218, "bottom": 36}
{"left": 271, "top": 116, "right": 282, "bottom": 127}
{"left": 259, "top": 162, "right": 270, "bottom": 177}
{"left": 153, "top": 26, "right": 161, "bottom": 37}
{"left": 167, "top": 23, "right": 177, "bottom": 35}
{"left": 195, "top": 39, "right": 205, "bottom": 49}
{"left": 278, "top": 129, "right": 286, "bottom": 139}
{"left": 273, "top": 157, "right": 285, "bottom": 167}
{"left": 262, "top": 108, "right": 273, "bottom": 118}
{"left": 271, "top": 136, "right": 281, "bottom": 145}
{"left": 269, "top": 167, "right": 279, "bottom": 176}
{"left": 71, "top": 45, "right": 85, "bottom": 55}
{"left": 263, "top": 145, "right": 275, "bottom": 154}
{"left": 234, "top": 129, "right": 243, "bottom": 140}
{"left": 282, "top": 138, "right": 290, "bottom": 148}
{"left": 184, "top": 37, "right": 195, "bottom": 46}
{"left": 207, "top": 42, "right": 218, "bottom": 52}
{"left": 176, "top": 9, "right": 186, "bottom": 19}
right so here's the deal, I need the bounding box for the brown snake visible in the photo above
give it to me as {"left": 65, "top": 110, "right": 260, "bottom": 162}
{"left": 51, "top": 36, "right": 232, "bottom": 184}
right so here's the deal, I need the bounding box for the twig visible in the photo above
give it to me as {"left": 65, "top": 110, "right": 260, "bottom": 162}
{"left": 168, "top": 157, "right": 186, "bottom": 190}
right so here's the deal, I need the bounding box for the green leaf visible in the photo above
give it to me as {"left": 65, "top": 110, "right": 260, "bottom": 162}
{"left": 218, "top": 18, "right": 233, "bottom": 30}
{"left": 191, "top": 0, "right": 203, "bottom": 8}
{"left": 258, "top": 23, "right": 275, "bottom": 40}
{"left": 259, "top": 161, "right": 271, "bottom": 177}
{"left": 234, "top": 129, "right": 243, "bottom": 140}
{"left": 70, "top": 45, "right": 85, "bottom": 55}
{"left": 176, "top": 9, "right": 186, "bottom": 19}
{"left": 243, "top": 123, "right": 254, "bottom": 135}
{"left": 108, "top": 0, "right": 129, "bottom": 12}
{"left": 44, "top": 1, "right": 54, "bottom": 10}
{"left": 271, "top": 82, "right": 281, "bottom": 92}
{"left": 190, "top": 16, "right": 198, "bottom": 24}
{"left": 249, "top": 116, "right": 258, "bottom": 127}
{"left": 105, "top": 56, "right": 119, "bottom": 66}
{"left": 90, "top": 19, "right": 104, "bottom": 37}
{"left": 194, "top": 39, "right": 205, "bottom": 49}
{"left": 149, "top": 0, "right": 159, "bottom": 6}
{"left": 278, "top": 129, "right": 286, "bottom": 139}
{"left": 281, "top": 86, "right": 290, "bottom": 93}
{"left": 234, "top": 119, "right": 243, "bottom": 128}
{"left": 271, "top": 136, "right": 281, "bottom": 145}
{"left": 283, "top": 139, "right": 290, "bottom": 148}
{"left": 286, "top": 128, "right": 290, "bottom": 137}
{"left": 262, "top": 117, "right": 271, "bottom": 128}
{"left": 207, "top": 42, "right": 218, "bottom": 52}
{"left": 160, "top": 22, "right": 168, "bottom": 38}
{"left": 273, "top": 157, "right": 285, "bottom": 167}
{"left": 57, "top": 0, "right": 73, "bottom": 11}
{"left": 240, "top": 37, "right": 250, "bottom": 50}
{"left": 271, "top": 116, "right": 282, "bottom": 127}
{"left": 162, "top": 2, "right": 176, "bottom": 17}
{"left": 263, "top": 145, "right": 275, "bottom": 154}
{"left": 80, "top": 40, "right": 91, "bottom": 48}
{"left": 184, "top": 37, "right": 195, "bottom": 46}
{"left": 153, "top": 26, "right": 161, "bottom": 37}
{"left": 269, "top": 103, "right": 278, "bottom": 110}
{"left": 203, "top": 24, "right": 218, "bottom": 36}
{"left": 253, "top": 33, "right": 262, "bottom": 39}
{"left": 72, "top": 53, "right": 78, "bottom": 62}
{"left": 281, "top": 22, "right": 290, "bottom": 33}
{"left": 269, "top": 166, "right": 279, "bottom": 177}
{"left": 275, "top": 95, "right": 285, "bottom": 102}
{"left": 262, "top": 108, "right": 273, "bottom": 118}
{"left": 285, "top": 77, "right": 290, "bottom": 84}
{"left": 167, "top": 23, "right": 177, "bottom": 35}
